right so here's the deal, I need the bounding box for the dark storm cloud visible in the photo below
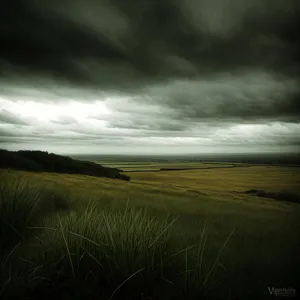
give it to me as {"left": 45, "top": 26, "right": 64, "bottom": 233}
{"left": 142, "top": 74, "right": 300, "bottom": 123}
{"left": 0, "top": 109, "right": 29, "bottom": 125}
{"left": 1, "top": 0, "right": 300, "bottom": 154}
{"left": 1, "top": 0, "right": 299, "bottom": 92}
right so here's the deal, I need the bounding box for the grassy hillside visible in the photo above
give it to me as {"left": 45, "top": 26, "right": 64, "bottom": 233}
{"left": 0, "top": 149, "right": 130, "bottom": 181}
{"left": 0, "top": 168, "right": 299, "bottom": 299}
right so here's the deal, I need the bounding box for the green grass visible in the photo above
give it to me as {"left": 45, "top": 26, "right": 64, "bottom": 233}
{"left": 21, "top": 205, "right": 224, "bottom": 299}
{"left": 0, "top": 168, "right": 299, "bottom": 299}
{"left": 0, "top": 174, "right": 68, "bottom": 254}
{"left": 0, "top": 173, "right": 234, "bottom": 300}
{"left": 0, "top": 173, "right": 72, "bottom": 298}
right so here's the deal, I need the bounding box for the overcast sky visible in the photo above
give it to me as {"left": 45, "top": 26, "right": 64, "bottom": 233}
{"left": 0, "top": 0, "right": 299, "bottom": 155}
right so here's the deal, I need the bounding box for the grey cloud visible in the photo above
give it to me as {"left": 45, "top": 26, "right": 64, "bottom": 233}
{"left": 139, "top": 73, "right": 300, "bottom": 123}
{"left": 1, "top": 119, "right": 300, "bottom": 155}
{"left": 107, "top": 118, "right": 190, "bottom": 132}
{"left": 95, "top": 98, "right": 191, "bottom": 131}
{"left": 0, "top": 127, "right": 17, "bottom": 137}
{"left": 0, "top": 134, "right": 127, "bottom": 146}
{"left": 51, "top": 116, "right": 78, "bottom": 125}
{"left": 0, "top": 109, "right": 29, "bottom": 125}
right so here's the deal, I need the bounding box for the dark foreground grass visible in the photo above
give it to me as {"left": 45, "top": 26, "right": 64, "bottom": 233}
{"left": 0, "top": 176, "right": 233, "bottom": 300}
{"left": 0, "top": 174, "right": 70, "bottom": 255}
{"left": 0, "top": 172, "right": 299, "bottom": 300}
{"left": 0, "top": 174, "right": 73, "bottom": 298}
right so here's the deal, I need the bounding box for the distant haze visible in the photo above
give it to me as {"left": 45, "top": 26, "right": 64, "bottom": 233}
{"left": 1, "top": 0, "right": 299, "bottom": 155}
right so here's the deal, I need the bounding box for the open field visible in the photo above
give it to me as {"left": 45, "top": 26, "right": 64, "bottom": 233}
{"left": 95, "top": 161, "right": 237, "bottom": 172}
{"left": 125, "top": 165, "right": 300, "bottom": 195}
{"left": 1, "top": 164, "right": 299, "bottom": 300}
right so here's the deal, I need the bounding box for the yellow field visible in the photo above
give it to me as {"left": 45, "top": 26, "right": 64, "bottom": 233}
{"left": 95, "top": 163, "right": 300, "bottom": 200}
{"left": 2, "top": 164, "right": 299, "bottom": 211}
{"left": 125, "top": 166, "right": 300, "bottom": 196}
{"left": 95, "top": 161, "right": 235, "bottom": 171}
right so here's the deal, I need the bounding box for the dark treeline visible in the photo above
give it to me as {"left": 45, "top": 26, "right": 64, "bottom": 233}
{"left": 0, "top": 149, "right": 130, "bottom": 181}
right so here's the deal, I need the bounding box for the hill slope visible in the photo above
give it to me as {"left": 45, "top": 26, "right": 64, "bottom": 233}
{"left": 0, "top": 149, "right": 130, "bottom": 181}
